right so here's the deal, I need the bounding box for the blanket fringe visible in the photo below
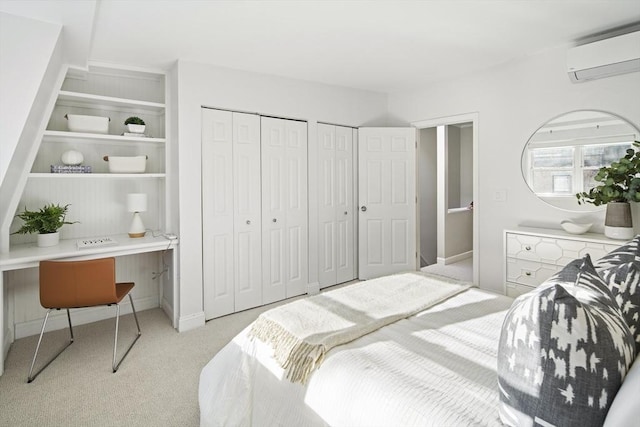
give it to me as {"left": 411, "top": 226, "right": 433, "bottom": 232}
{"left": 250, "top": 317, "right": 326, "bottom": 383}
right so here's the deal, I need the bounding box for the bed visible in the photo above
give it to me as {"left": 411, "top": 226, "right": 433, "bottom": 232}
{"left": 199, "top": 265, "right": 638, "bottom": 427}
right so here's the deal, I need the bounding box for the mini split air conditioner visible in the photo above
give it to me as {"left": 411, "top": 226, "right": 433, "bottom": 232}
{"left": 567, "top": 31, "right": 640, "bottom": 82}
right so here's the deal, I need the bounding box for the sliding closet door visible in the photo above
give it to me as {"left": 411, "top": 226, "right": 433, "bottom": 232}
{"left": 318, "top": 124, "right": 355, "bottom": 288}
{"left": 261, "top": 117, "right": 308, "bottom": 304}
{"left": 232, "top": 113, "right": 262, "bottom": 312}
{"left": 202, "top": 108, "right": 261, "bottom": 319}
{"left": 202, "top": 109, "right": 234, "bottom": 318}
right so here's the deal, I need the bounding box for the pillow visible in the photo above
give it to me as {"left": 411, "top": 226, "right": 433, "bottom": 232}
{"left": 597, "top": 261, "right": 640, "bottom": 353}
{"left": 498, "top": 255, "right": 636, "bottom": 427}
{"left": 594, "top": 235, "right": 640, "bottom": 268}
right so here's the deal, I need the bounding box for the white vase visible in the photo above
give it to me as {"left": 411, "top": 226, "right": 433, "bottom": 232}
{"left": 37, "top": 232, "right": 60, "bottom": 248}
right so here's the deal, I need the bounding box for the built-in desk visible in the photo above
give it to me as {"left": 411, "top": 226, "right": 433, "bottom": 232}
{"left": 0, "top": 233, "right": 178, "bottom": 376}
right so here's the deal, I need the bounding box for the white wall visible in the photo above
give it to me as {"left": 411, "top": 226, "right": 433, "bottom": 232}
{"left": 173, "top": 60, "right": 388, "bottom": 330}
{"left": 0, "top": 13, "right": 61, "bottom": 186}
{"left": 388, "top": 46, "right": 640, "bottom": 293}
{"left": 459, "top": 126, "right": 473, "bottom": 207}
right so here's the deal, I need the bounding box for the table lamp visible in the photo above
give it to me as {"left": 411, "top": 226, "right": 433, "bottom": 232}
{"left": 127, "top": 193, "right": 147, "bottom": 238}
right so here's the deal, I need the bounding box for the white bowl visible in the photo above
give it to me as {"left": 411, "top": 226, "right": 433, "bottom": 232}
{"left": 560, "top": 220, "right": 592, "bottom": 234}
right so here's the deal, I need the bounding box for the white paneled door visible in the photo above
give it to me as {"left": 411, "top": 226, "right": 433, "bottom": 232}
{"left": 261, "top": 117, "right": 308, "bottom": 304}
{"left": 202, "top": 108, "right": 261, "bottom": 319}
{"left": 358, "top": 127, "right": 417, "bottom": 280}
{"left": 318, "top": 123, "right": 356, "bottom": 288}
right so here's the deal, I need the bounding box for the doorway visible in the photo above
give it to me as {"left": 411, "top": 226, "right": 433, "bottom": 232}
{"left": 412, "top": 113, "right": 478, "bottom": 284}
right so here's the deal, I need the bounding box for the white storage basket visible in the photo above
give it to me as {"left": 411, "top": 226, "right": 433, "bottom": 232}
{"left": 103, "top": 155, "right": 147, "bottom": 173}
{"left": 65, "top": 114, "right": 110, "bottom": 134}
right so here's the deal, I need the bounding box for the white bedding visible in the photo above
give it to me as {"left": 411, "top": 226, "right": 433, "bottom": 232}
{"left": 199, "top": 287, "right": 514, "bottom": 427}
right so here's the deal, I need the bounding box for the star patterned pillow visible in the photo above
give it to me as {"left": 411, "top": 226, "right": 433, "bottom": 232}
{"left": 497, "top": 255, "right": 636, "bottom": 427}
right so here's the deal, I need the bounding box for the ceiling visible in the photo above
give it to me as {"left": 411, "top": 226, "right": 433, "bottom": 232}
{"left": 2, "top": 0, "right": 640, "bottom": 94}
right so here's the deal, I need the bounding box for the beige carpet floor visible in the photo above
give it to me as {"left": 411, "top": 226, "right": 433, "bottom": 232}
{"left": 421, "top": 257, "right": 473, "bottom": 283}
{"left": 0, "top": 300, "right": 292, "bottom": 427}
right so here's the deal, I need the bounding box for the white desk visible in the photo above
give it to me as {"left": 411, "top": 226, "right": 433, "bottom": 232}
{"left": 0, "top": 233, "right": 178, "bottom": 376}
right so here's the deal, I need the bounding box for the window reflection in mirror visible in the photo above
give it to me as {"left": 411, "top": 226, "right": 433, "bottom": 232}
{"left": 522, "top": 110, "right": 639, "bottom": 212}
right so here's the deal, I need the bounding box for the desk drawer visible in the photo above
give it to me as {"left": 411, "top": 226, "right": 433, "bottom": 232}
{"left": 505, "top": 233, "right": 618, "bottom": 266}
{"left": 506, "top": 257, "right": 561, "bottom": 287}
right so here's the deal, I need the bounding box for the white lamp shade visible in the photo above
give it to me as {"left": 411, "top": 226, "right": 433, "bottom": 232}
{"left": 127, "top": 193, "right": 147, "bottom": 213}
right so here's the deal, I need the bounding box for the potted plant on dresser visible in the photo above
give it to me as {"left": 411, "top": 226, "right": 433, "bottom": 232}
{"left": 12, "top": 203, "right": 77, "bottom": 247}
{"left": 576, "top": 141, "right": 640, "bottom": 239}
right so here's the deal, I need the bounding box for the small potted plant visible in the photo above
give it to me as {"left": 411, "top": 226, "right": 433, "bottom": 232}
{"left": 12, "top": 203, "right": 77, "bottom": 247}
{"left": 124, "top": 116, "right": 146, "bottom": 134}
{"left": 576, "top": 141, "right": 640, "bottom": 239}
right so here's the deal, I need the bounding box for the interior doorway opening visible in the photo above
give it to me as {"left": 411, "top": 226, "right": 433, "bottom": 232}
{"left": 413, "top": 114, "right": 478, "bottom": 285}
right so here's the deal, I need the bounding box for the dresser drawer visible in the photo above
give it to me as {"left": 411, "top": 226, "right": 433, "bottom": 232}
{"left": 506, "top": 257, "right": 562, "bottom": 287}
{"left": 505, "top": 232, "right": 619, "bottom": 266}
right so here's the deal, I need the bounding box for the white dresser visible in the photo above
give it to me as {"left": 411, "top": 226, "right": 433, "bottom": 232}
{"left": 504, "top": 227, "right": 625, "bottom": 297}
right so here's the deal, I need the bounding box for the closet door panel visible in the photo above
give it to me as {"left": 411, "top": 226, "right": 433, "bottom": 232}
{"left": 233, "top": 112, "right": 262, "bottom": 311}
{"left": 335, "top": 126, "right": 355, "bottom": 283}
{"left": 261, "top": 117, "right": 287, "bottom": 304}
{"left": 285, "top": 120, "right": 308, "bottom": 297}
{"left": 318, "top": 124, "right": 336, "bottom": 288}
{"left": 202, "top": 108, "right": 234, "bottom": 319}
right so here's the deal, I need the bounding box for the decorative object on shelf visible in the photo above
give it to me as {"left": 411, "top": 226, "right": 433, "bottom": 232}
{"left": 12, "top": 203, "right": 77, "bottom": 247}
{"left": 65, "top": 114, "right": 110, "bottom": 134}
{"left": 60, "top": 150, "right": 84, "bottom": 165}
{"left": 50, "top": 165, "right": 92, "bottom": 173}
{"left": 560, "top": 220, "right": 592, "bottom": 235}
{"left": 103, "top": 155, "right": 147, "bottom": 173}
{"left": 124, "top": 116, "right": 146, "bottom": 134}
{"left": 576, "top": 140, "right": 640, "bottom": 240}
{"left": 127, "top": 193, "right": 147, "bottom": 238}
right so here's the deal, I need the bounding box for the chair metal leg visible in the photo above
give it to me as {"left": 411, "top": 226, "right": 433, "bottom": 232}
{"left": 27, "top": 308, "right": 74, "bottom": 383}
{"left": 112, "top": 294, "right": 141, "bottom": 373}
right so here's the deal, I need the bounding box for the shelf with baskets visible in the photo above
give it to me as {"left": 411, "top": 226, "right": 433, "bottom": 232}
{"left": 12, "top": 63, "right": 169, "bottom": 246}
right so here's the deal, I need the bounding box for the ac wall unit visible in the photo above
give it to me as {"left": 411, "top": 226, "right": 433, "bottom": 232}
{"left": 567, "top": 31, "right": 640, "bottom": 82}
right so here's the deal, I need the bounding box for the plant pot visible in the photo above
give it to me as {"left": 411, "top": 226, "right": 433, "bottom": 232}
{"left": 604, "top": 202, "right": 634, "bottom": 240}
{"left": 127, "top": 124, "right": 145, "bottom": 134}
{"left": 37, "top": 232, "right": 60, "bottom": 248}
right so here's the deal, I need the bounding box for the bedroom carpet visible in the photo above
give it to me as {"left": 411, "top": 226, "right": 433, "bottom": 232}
{"left": 0, "top": 295, "right": 311, "bottom": 427}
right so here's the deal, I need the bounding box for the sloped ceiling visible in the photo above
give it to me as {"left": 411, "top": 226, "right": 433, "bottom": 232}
{"left": 2, "top": 0, "right": 640, "bottom": 93}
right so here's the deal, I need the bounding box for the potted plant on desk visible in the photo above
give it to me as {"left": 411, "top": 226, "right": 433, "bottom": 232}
{"left": 12, "top": 203, "right": 77, "bottom": 247}
{"left": 576, "top": 141, "right": 640, "bottom": 239}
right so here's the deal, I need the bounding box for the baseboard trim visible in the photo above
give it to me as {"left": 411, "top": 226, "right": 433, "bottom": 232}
{"left": 14, "top": 296, "right": 159, "bottom": 339}
{"left": 161, "top": 297, "right": 175, "bottom": 328}
{"left": 437, "top": 250, "right": 473, "bottom": 266}
{"left": 2, "top": 325, "right": 11, "bottom": 375}
{"left": 178, "top": 311, "right": 205, "bottom": 332}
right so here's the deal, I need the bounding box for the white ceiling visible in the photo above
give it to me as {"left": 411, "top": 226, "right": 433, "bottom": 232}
{"left": 2, "top": 0, "right": 640, "bottom": 93}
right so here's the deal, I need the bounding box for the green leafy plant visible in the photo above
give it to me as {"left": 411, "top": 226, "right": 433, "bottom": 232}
{"left": 12, "top": 203, "right": 77, "bottom": 234}
{"left": 124, "top": 116, "right": 145, "bottom": 126}
{"left": 576, "top": 141, "right": 640, "bottom": 206}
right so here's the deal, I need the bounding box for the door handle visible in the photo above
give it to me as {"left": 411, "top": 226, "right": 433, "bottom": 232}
{"left": 361, "top": 206, "right": 367, "bottom": 212}
{"left": 246, "top": 220, "right": 251, "bottom": 225}
{"left": 344, "top": 211, "right": 348, "bottom": 215}
{"left": 272, "top": 218, "right": 277, "bottom": 223}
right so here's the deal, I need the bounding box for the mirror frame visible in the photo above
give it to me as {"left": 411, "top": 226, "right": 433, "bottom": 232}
{"left": 521, "top": 110, "right": 640, "bottom": 212}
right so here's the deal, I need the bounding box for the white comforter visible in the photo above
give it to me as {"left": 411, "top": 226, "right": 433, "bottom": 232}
{"left": 199, "top": 288, "right": 514, "bottom": 427}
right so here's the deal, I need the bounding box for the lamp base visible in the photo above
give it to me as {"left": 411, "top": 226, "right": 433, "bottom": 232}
{"left": 128, "top": 231, "right": 146, "bottom": 238}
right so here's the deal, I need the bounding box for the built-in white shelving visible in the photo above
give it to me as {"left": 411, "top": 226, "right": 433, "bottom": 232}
{"left": 43, "top": 130, "right": 166, "bottom": 145}
{"left": 28, "top": 173, "right": 166, "bottom": 179}
{"left": 57, "top": 90, "right": 165, "bottom": 112}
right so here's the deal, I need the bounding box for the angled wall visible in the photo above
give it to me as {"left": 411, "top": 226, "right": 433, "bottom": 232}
{"left": 0, "top": 12, "right": 64, "bottom": 250}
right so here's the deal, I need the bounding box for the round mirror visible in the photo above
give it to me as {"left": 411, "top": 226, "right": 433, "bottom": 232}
{"left": 521, "top": 110, "right": 640, "bottom": 212}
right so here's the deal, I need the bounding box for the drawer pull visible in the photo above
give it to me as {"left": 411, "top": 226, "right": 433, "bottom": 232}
{"left": 525, "top": 271, "right": 532, "bottom": 276}
{"left": 525, "top": 245, "right": 531, "bottom": 251}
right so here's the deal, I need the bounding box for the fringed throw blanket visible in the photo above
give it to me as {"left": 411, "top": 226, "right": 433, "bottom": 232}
{"left": 248, "top": 272, "right": 471, "bottom": 383}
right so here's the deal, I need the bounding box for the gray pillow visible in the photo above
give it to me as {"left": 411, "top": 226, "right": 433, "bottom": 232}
{"left": 594, "top": 235, "right": 640, "bottom": 267}
{"left": 498, "top": 256, "right": 636, "bottom": 427}
{"left": 597, "top": 261, "right": 640, "bottom": 353}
